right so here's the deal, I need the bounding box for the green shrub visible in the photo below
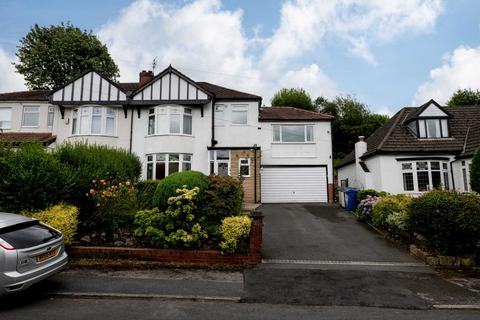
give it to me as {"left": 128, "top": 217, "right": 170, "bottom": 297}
{"left": 134, "top": 187, "right": 208, "bottom": 248}
{"left": 152, "top": 171, "right": 208, "bottom": 211}
{"left": 0, "top": 143, "right": 73, "bottom": 212}
{"left": 86, "top": 179, "right": 137, "bottom": 233}
{"left": 135, "top": 180, "right": 161, "bottom": 209}
{"left": 54, "top": 143, "right": 141, "bottom": 224}
{"left": 371, "top": 195, "right": 412, "bottom": 229}
{"left": 219, "top": 215, "right": 252, "bottom": 254}
{"left": 27, "top": 204, "right": 79, "bottom": 245}
{"left": 410, "top": 190, "right": 480, "bottom": 256}
{"left": 357, "top": 189, "right": 388, "bottom": 201}
{"left": 471, "top": 147, "right": 480, "bottom": 192}
{"left": 201, "top": 175, "right": 244, "bottom": 222}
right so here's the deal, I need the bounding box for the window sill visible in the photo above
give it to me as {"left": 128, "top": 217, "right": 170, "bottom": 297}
{"left": 230, "top": 124, "right": 248, "bottom": 127}
{"left": 417, "top": 137, "right": 455, "bottom": 140}
{"left": 21, "top": 126, "right": 40, "bottom": 128}
{"left": 146, "top": 134, "right": 194, "bottom": 138}
{"left": 69, "top": 134, "right": 118, "bottom": 138}
{"left": 271, "top": 142, "right": 316, "bottom": 145}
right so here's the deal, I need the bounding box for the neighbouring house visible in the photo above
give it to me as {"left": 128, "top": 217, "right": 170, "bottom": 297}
{"left": 0, "top": 65, "right": 334, "bottom": 203}
{"left": 336, "top": 99, "right": 480, "bottom": 198}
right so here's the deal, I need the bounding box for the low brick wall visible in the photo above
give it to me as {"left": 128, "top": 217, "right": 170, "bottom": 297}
{"left": 409, "top": 245, "right": 476, "bottom": 268}
{"left": 68, "top": 211, "right": 263, "bottom": 266}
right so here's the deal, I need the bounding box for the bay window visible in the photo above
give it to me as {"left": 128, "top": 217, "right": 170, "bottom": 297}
{"left": 0, "top": 108, "right": 12, "bottom": 129}
{"left": 148, "top": 106, "right": 192, "bottom": 135}
{"left": 146, "top": 153, "right": 192, "bottom": 180}
{"left": 210, "top": 150, "right": 230, "bottom": 176}
{"left": 401, "top": 160, "right": 449, "bottom": 192}
{"left": 72, "top": 106, "right": 117, "bottom": 135}
{"left": 272, "top": 125, "right": 314, "bottom": 143}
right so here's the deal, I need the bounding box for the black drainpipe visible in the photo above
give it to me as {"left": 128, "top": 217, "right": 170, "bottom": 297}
{"left": 210, "top": 96, "right": 218, "bottom": 147}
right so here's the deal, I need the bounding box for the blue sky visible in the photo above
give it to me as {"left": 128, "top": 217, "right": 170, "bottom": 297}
{"left": 0, "top": 0, "right": 480, "bottom": 115}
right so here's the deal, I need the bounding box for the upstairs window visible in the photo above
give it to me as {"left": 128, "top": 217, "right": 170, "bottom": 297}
{"left": 214, "top": 105, "right": 225, "bottom": 126}
{"left": 272, "top": 125, "right": 314, "bottom": 143}
{"left": 22, "top": 106, "right": 40, "bottom": 127}
{"left": 47, "top": 106, "right": 55, "bottom": 127}
{"left": 232, "top": 105, "right": 248, "bottom": 125}
{"left": 72, "top": 106, "right": 116, "bottom": 135}
{"left": 0, "top": 108, "right": 12, "bottom": 129}
{"left": 416, "top": 119, "right": 449, "bottom": 138}
{"left": 148, "top": 106, "right": 192, "bottom": 135}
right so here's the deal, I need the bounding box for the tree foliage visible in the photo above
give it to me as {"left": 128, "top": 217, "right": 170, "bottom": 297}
{"left": 15, "top": 22, "right": 119, "bottom": 90}
{"left": 471, "top": 148, "right": 480, "bottom": 193}
{"left": 315, "top": 95, "right": 389, "bottom": 159}
{"left": 271, "top": 88, "right": 315, "bottom": 111}
{"left": 447, "top": 89, "right": 480, "bottom": 107}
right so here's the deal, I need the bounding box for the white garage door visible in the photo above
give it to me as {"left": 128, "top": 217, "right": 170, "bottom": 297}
{"left": 261, "top": 166, "right": 328, "bottom": 203}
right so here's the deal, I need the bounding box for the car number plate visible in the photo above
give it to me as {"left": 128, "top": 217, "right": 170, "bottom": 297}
{"left": 36, "top": 248, "right": 59, "bottom": 263}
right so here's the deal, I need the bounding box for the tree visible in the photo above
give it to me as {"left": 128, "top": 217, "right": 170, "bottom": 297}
{"left": 315, "top": 95, "right": 389, "bottom": 159}
{"left": 15, "top": 22, "right": 119, "bottom": 90}
{"left": 447, "top": 89, "right": 480, "bottom": 107}
{"left": 471, "top": 148, "right": 480, "bottom": 193}
{"left": 271, "top": 88, "right": 315, "bottom": 111}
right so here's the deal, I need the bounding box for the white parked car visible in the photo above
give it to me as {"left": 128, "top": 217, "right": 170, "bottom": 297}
{"left": 0, "top": 212, "right": 68, "bottom": 294}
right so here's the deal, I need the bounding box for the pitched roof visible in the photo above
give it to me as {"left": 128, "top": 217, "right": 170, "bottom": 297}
{"left": 259, "top": 106, "right": 334, "bottom": 121}
{"left": 196, "top": 82, "right": 261, "bottom": 101}
{"left": 0, "top": 132, "right": 56, "bottom": 145}
{"left": 0, "top": 90, "right": 50, "bottom": 101}
{"left": 337, "top": 104, "right": 480, "bottom": 168}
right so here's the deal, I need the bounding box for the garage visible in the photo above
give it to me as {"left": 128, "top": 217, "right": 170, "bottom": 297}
{"left": 261, "top": 165, "right": 328, "bottom": 203}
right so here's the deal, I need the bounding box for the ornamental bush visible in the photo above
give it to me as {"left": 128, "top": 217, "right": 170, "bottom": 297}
{"left": 409, "top": 190, "right": 480, "bottom": 256}
{"left": 355, "top": 195, "right": 381, "bottom": 222}
{"left": 219, "top": 215, "right": 252, "bottom": 254}
{"left": 27, "top": 204, "right": 79, "bottom": 245}
{"left": 371, "top": 195, "right": 412, "bottom": 229}
{"left": 54, "top": 143, "right": 141, "bottom": 223}
{"left": 0, "top": 143, "right": 74, "bottom": 213}
{"left": 152, "top": 171, "right": 209, "bottom": 211}
{"left": 357, "top": 189, "right": 388, "bottom": 201}
{"left": 134, "top": 187, "right": 208, "bottom": 248}
{"left": 471, "top": 147, "right": 480, "bottom": 192}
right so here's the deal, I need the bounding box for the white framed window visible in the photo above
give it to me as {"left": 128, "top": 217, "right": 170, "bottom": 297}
{"left": 210, "top": 150, "right": 230, "bottom": 176}
{"left": 401, "top": 160, "right": 449, "bottom": 192}
{"left": 71, "top": 106, "right": 117, "bottom": 136}
{"left": 22, "top": 106, "right": 40, "bottom": 127}
{"left": 148, "top": 106, "right": 192, "bottom": 135}
{"left": 47, "top": 106, "right": 55, "bottom": 127}
{"left": 231, "top": 105, "right": 248, "bottom": 125}
{"left": 0, "top": 108, "right": 12, "bottom": 129}
{"left": 272, "top": 125, "right": 314, "bottom": 143}
{"left": 214, "top": 105, "right": 226, "bottom": 126}
{"left": 461, "top": 160, "right": 471, "bottom": 192}
{"left": 417, "top": 119, "right": 449, "bottom": 138}
{"left": 146, "top": 153, "right": 192, "bottom": 180}
{"left": 239, "top": 158, "right": 250, "bottom": 177}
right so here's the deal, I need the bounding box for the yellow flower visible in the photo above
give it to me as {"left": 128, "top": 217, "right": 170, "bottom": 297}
{"left": 89, "top": 189, "right": 95, "bottom": 194}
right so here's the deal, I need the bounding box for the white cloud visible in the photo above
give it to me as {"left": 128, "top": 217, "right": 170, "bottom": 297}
{"left": 414, "top": 46, "right": 480, "bottom": 105}
{"left": 375, "top": 106, "right": 394, "bottom": 117}
{"left": 0, "top": 48, "right": 25, "bottom": 92}
{"left": 96, "top": 0, "right": 444, "bottom": 104}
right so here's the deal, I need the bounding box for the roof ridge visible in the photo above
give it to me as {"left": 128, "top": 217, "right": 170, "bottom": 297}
{"left": 376, "top": 108, "right": 407, "bottom": 152}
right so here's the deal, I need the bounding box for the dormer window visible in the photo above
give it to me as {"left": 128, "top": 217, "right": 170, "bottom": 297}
{"left": 405, "top": 100, "right": 451, "bottom": 139}
{"left": 417, "top": 119, "right": 449, "bottom": 138}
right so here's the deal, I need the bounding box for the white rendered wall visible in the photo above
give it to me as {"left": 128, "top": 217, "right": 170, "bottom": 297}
{"left": 0, "top": 102, "right": 54, "bottom": 133}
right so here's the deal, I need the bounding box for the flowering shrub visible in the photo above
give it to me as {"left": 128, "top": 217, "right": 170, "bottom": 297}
{"left": 134, "top": 187, "right": 208, "bottom": 248}
{"left": 355, "top": 195, "right": 381, "bottom": 222}
{"left": 371, "top": 195, "right": 412, "bottom": 229}
{"left": 86, "top": 178, "right": 137, "bottom": 232}
{"left": 219, "top": 215, "right": 252, "bottom": 254}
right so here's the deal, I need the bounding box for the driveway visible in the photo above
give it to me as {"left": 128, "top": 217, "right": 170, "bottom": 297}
{"left": 260, "top": 203, "right": 419, "bottom": 263}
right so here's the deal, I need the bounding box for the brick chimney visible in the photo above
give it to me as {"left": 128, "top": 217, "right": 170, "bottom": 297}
{"left": 139, "top": 70, "right": 154, "bottom": 86}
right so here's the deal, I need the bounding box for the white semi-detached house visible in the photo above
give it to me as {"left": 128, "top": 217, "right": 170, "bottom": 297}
{"left": 0, "top": 65, "right": 334, "bottom": 204}
{"left": 337, "top": 99, "right": 480, "bottom": 200}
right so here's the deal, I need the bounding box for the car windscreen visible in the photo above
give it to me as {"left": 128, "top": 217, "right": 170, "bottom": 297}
{"left": 0, "top": 221, "right": 61, "bottom": 249}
